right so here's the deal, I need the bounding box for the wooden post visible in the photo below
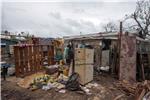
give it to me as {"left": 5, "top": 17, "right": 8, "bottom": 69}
{"left": 20, "top": 47, "right": 24, "bottom": 76}
{"left": 34, "top": 45, "right": 37, "bottom": 72}
{"left": 37, "top": 45, "right": 40, "bottom": 70}
{"left": 40, "top": 45, "right": 43, "bottom": 69}
{"left": 32, "top": 45, "right": 35, "bottom": 72}
{"left": 139, "top": 46, "right": 145, "bottom": 80}
{"left": 14, "top": 46, "right": 20, "bottom": 77}
{"left": 28, "top": 45, "right": 33, "bottom": 72}
{"left": 48, "top": 45, "right": 54, "bottom": 65}
{"left": 24, "top": 45, "right": 28, "bottom": 73}
{"left": 118, "top": 21, "right": 123, "bottom": 78}
{"left": 47, "top": 45, "right": 51, "bottom": 65}
{"left": 51, "top": 45, "right": 54, "bottom": 65}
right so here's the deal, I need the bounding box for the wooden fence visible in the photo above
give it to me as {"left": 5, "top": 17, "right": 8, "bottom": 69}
{"left": 14, "top": 45, "right": 54, "bottom": 77}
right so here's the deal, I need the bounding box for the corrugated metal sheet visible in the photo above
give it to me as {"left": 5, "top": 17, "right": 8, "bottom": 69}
{"left": 63, "top": 32, "right": 118, "bottom": 40}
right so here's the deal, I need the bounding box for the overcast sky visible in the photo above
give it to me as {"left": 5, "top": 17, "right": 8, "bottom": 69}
{"left": 1, "top": 0, "right": 137, "bottom": 37}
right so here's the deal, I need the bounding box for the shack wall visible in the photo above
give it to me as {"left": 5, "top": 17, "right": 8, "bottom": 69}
{"left": 119, "top": 35, "right": 136, "bottom": 82}
{"left": 64, "top": 39, "right": 117, "bottom": 67}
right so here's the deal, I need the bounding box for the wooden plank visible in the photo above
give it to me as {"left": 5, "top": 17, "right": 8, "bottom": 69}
{"left": 47, "top": 45, "right": 51, "bottom": 65}
{"left": 14, "top": 46, "right": 20, "bottom": 77}
{"left": 22, "top": 47, "right": 27, "bottom": 74}
{"left": 32, "top": 45, "right": 35, "bottom": 71}
{"left": 36, "top": 46, "right": 39, "bottom": 70}
{"left": 28, "top": 46, "right": 33, "bottom": 72}
{"left": 51, "top": 46, "right": 54, "bottom": 65}
{"left": 137, "top": 89, "right": 146, "bottom": 100}
{"left": 114, "top": 94, "right": 125, "bottom": 100}
{"left": 22, "top": 47, "right": 26, "bottom": 77}
{"left": 140, "top": 56, "right": 145, "bottom": 80}
{"left": 39, "top": 46, "right": 42, "bottom": 69}
{"left": 40, "top": 45, "right": 43, "bottom": 69}
{"left": 22, "top": 47, "right": 25, "bottom": 74}
{"left": 24, "top": 46, "right": 29, "bottom": 73}
{"left": 31, "top": 45, "right": 34, "bottom": 72}
{"left": 34, "top": 45, "right": 37, "bottom": 72}
{"left": 19, "top": 47, "right": 24, "bottom": 75}
{"left": 39, "top": 45, "right": 42, "bottom": 69}
{"left": 37, "top": 46, "right": 40, "bottom": 70}
{"left": 13, "top": 45, "right": 54, "bottom": 77}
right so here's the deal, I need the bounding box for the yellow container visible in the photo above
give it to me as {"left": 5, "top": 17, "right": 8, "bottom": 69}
{"left": 63, "top": 68, "right": 69, "bottom": 76}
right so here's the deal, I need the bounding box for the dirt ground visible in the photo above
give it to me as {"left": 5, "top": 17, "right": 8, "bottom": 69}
{"left": 1, "top": 74, "right": 134, "bottom": 100}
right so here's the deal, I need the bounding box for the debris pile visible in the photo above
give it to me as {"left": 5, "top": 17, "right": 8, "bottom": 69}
{"left": 115, "top": 80, "right": 137, "bottom": 95}
{"left": 115, "top": 80, "right": 150, "bottom": 99}
{"left": 17, "top": 72, "right": 68, "bottom": 91}
{"left": 17, "top": 72, "right": 45, "bottom": 88}
{"left": 135, "top": 80, "right": 150, "bottom": 100}
{"left": 29, "top": 73, "right": 68, "bottom": 91}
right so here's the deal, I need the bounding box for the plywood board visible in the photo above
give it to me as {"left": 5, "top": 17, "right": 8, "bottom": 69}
{"left": 75, "top": 64, "right": 93, "bottom": 85}
{"left": 75, "top": 48, "right": 94, "bottom": 64}
{"left": 101, "top": 50, "right": 110, "bottom": 67}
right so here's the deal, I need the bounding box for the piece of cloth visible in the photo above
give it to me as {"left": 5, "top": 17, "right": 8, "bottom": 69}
{"left": 64, "top": 47, "right": 69, "bottom": 59}
{"left": 64, "top": 46, "right": 74, "bottom": 65}
{"left": 55, "top": 49, "right": 63, "bottom": 61}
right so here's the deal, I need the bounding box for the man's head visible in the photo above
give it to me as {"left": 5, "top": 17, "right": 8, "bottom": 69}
{"left": 67, "top": 44, "right": 70, "bottom": 48}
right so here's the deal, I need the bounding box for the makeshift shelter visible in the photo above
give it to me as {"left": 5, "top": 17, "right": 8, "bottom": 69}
{"left": 63, "top": 32, "right": 150, "bottom": 82}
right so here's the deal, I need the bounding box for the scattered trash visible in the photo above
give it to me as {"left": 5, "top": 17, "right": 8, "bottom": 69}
{"left": 66, "top": 73, "right": 80, "bottom": 91}
{"left": 93, "top": 83, "right": 98, "bottom": 87}
{"left": 45, "top": 65, "right": 59, "bottom": 75}
{"left": 83, "top": 87, "right": 90, "bottom": 92}
{"left": 100, "top": 66, "right": 110, "bottom": 71}
{"left": 57, "top": 74, "right": 68, "bottom": 83}
{"left": 81, "top": 86, "right": 92, "bottom": 95}
{"left": 46, "top": 65, "right": 59, "bottom": 68}
{"left": 54, "top": 82, "right": 65, "bottom": 89}
{"left": 8, "top": 67, "right": 15, "bottom": 76}
{"left": 58, "top": 89, "right": 66, "bottom": 93}
{"left": 86, "top": 83, "right": 99, "bottom": 88}
{"left": 42, "top": 85, "right": 52, "bottom": 91}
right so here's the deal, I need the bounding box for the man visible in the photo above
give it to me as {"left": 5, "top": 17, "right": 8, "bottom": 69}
{"left": 55, "top": 48, "right": 63, "bottom": 64}
{"left": 64, "top": 44, "right": 72, "bottom": 66}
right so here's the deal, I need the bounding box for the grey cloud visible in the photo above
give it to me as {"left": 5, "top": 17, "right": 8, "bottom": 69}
{"left": 73, "top": 8, "right": 85, "bottom": 14}
{"left": 2, "top": 2, "right": 136, "bottom": 37}
{"left": 48, "top": 12, "right": 61, "bottom": 19}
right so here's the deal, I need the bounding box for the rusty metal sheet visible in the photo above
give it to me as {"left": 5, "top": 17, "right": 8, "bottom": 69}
{"left": 119, "top": 35, "right": 136, "bottom": 82}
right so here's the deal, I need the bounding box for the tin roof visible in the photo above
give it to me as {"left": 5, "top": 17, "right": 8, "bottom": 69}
{"left": 63, "top": 32, "right": 119, "bottom": 40}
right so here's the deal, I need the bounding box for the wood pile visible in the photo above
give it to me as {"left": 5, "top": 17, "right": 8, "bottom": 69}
{"left": 115, "top": 80, "right": 150, "bottom": 99}
{"left": 135, "top": 80, "right": 150, "bottom": 100}
{"left": 115, "top": 80, "right": 137, "bottom": 95}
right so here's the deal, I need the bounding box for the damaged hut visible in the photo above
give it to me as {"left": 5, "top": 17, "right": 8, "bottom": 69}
{"left": 63, "top": 32, "right": 150, "bottom": 82}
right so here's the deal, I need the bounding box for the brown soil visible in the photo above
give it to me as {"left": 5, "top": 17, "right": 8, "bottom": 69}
{"left": 1, "top": 74, "right": 134, "bottom": 100}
